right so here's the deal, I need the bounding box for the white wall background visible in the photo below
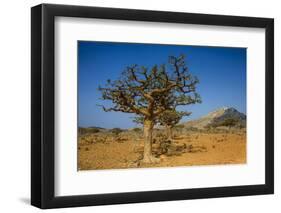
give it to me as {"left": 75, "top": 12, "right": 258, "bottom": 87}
{"left": 0, "top": 0, "right": 279, "bottom": 212}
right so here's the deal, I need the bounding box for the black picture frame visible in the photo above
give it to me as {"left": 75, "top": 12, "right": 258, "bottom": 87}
{"left": 31, "top": 3, "right": 274, "bottom": 209}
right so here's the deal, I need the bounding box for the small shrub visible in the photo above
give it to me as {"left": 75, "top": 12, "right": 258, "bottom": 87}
{"left": 111, "top": 128, "right": 123, "bottom": 136}
{"left": 175, "top": 124, "right": 185, "bottom": 129}
{"left": 185, "top": 127, "right": 199, "bottom": 132}
{"left": 132, "top": 127, "right": 142, "bottom": 132}
{"left": 79, "top": 127, "right": 101, "bottom": 135}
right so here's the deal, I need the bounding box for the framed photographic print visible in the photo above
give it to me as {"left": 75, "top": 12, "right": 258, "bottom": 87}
{"left": 31, "top": 3, "right": 274, "bottom": 209}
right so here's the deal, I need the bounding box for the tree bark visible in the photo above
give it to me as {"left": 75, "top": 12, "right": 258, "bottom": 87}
{"left": 166, "top": 125, "right": 173, "bottom": 141}
{"left": 142, "top": 119, "right": 159, "bottom": 163}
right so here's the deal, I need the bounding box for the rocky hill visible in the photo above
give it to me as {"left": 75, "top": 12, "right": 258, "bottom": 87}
{"left": 183, "top": 107, "right": 246, "bottom": 129}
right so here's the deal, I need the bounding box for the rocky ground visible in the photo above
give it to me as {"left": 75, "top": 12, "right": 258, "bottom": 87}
{"left": 78, "top": 131, "right": 246, "bottom": 170}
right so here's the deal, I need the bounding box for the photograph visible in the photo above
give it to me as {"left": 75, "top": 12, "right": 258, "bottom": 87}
{"left": 29, "top": 3, "right": 274, "bottom": 209}
{"left": 78, "top": 41, "right": 247, "bottom": 170}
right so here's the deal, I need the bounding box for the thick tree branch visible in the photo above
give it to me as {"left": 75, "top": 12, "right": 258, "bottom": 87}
{"left": 98, "top": 54, "right": 201, "bottom": 122}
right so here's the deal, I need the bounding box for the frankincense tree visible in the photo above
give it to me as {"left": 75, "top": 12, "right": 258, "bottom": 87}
{"left": 98, "top": 54, "right": 201, "bottom": 163}
{"left": 158, "top": 109, "right": 191, "bottom": 140}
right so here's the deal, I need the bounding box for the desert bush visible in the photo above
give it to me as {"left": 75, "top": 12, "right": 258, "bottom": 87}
{"left": 154, "top": 139, "right": 189, "bottom": 157}
{"left": 111, "top": 128, "right": 123, "bottom": 136}
{"left": 185, "top": 127, "right": 199, "bottom": 132}
{"left": 156, "top": 140, "right": 171, "bottom": 155}
{"left": 175, "top": 124, "right": 185, "bottom": 129}
{"left": 94, "top": 135, "right": 107, "bottom": 143}
{"left": 79, "top": 135, "right": 94, "bottom": 145}
{"left": 186, "top": 144, "right": 207, "bottom": 153}
{"left": 132, "top": 127, "right": 142, "bottom": 133}
{"left": 155, "top": 132, "right": 168, "bottom": 144}
{"left": 79, "top": 127, "right": 101, "bottom": 135}
{"left": 116, "top": 136, "right": 128, "bottom": 143}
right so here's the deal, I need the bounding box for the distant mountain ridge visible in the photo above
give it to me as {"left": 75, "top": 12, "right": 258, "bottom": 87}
{"left": 80, "top": 107, "right": 246, "bottom": 131}
{"left": 183, "top": 107, "right": 246, "bottom": 129}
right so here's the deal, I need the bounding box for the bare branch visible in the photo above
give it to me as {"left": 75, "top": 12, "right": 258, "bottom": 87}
{"left": 98, "top": 54, "right": 201, "bottom": 121}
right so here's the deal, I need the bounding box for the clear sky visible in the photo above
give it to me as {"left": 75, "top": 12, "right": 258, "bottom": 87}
{"left": 78, "top": 41, "right": 246, "bottom": 129}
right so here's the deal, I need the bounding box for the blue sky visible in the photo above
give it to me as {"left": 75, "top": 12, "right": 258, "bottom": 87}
{"left": 78, "top": 41, "right": 246, "bottom": 128}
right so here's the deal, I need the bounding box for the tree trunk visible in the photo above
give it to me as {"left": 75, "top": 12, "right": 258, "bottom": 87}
{"left": 166, "top": 125, "right": 173, "bottom": 140}
{"left": 142, "top": 119, "right": 159, "bottom": 163}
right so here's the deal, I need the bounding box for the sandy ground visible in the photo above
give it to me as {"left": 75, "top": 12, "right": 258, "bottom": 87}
{"left": 78, "top": 132, "right": 246, "bottom": 170}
